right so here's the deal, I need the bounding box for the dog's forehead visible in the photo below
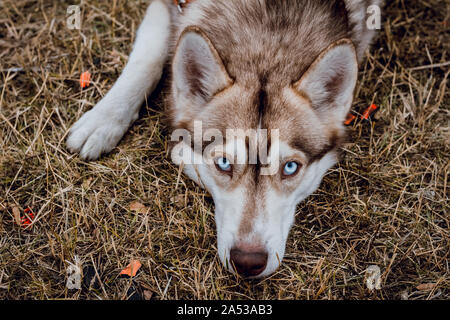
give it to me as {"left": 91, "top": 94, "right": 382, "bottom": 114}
{"left": 264, "top": 87, "right": 340, "bottom": 161}
{"left": 199, "top": 85, "right": 260, "bottom": 131}
{"left": 197, "top": 84, "right": 338, "bottom": 162}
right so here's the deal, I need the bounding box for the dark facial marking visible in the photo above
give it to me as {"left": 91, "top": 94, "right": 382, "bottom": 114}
{"left": 291, "top": 129, "right": 343, "bottom": 164}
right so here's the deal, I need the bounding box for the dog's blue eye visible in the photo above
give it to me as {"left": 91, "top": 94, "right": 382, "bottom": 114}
{"left": 217, "top": 157, "right": 231, "bottom": 172}
{"left": 283, "top": 161, "right": 299, "bottom": 176}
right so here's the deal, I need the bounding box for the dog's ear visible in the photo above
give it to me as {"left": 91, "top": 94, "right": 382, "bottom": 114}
{"left": 172, "top": 27, "right": 233, "bottom": 105}
{"left": 293, "top": 39, "right": 358, "bottom": 122}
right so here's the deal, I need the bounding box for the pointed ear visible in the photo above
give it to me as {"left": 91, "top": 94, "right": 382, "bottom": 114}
{"left": 293, "top": 39, "right": 358, "bottom": 121}
{"left": 172, "top": 26, "right": 233, "bottom": 104}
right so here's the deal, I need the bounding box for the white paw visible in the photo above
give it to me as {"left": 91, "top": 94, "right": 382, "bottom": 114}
{"left": 67, "top": 103, "right": 135, "bottom": 161}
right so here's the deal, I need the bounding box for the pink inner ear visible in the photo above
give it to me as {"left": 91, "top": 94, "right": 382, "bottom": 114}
{"left": 184, "top": 50, "right": 208, "bottom": 98}
{"left": 292, "top": 40, "right": 358, "bottom": 116}
{"left": 324, "top": 69, "right": 347, "bottom": 99}
{"left": 173, "top": 28, "right": 233, "bottom": 103}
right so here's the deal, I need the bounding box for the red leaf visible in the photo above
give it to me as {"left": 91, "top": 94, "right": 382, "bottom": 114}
{"left": 361, "top": 104, "right": 379, "bottom": 120}
{"left": 80, "top": 71, "right": 91, "bottom": 88}
{"left": 120, "top": 260, "right": 142, "bottom": 277}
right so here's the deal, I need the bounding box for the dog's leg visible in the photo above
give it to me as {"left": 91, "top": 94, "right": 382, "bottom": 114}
{"left": 67, "top": 0, "right": 171, "bottom": 160}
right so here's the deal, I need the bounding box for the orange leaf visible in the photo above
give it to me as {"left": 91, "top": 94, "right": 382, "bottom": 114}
{"left": 80, "top": 71, "right": 91, "bottom": 88}
{"left": 120, "top": 260, "right": 142, "bottom": 277}
{"left": 361, "top": 104, "right": 378, "bottom": 120}
{"left": 344, "top": 113, "right": 356, "bottom": 126}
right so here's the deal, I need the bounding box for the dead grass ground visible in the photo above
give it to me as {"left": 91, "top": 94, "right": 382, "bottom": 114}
{"left": 0, "top": 0, "right": 448, "bottom": 300}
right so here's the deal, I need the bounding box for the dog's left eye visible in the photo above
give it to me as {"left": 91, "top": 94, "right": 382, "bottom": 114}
{"left": 282, "top": 161, "right": 300, "bottom": 177}
{"left": 216, "top": 157, "right": 232, "bottom": 173}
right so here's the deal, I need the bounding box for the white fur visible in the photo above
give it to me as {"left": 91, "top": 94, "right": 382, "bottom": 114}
{"left": 67, "top": 0, "right": 171, "bottom": 160}
{"left": 172, "top": 138, "right": 337, "bottom": 278}
{"left": 67, "top": 0, "right": 378, "bottom": 278}
{"left": 172, "top": 42, "right": 348, "bottom": 276}
{"left": 249, "top": 143, "right": 337, "bottom": 277}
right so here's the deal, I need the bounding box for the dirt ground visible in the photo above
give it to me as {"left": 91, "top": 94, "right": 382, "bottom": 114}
{"left": 0, "top": 0, "right": 448, "bottom": 300}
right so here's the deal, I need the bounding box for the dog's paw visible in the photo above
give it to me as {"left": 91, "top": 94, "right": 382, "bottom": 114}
{"left": 67, "top": 105, "right": 133, "bottom": 161}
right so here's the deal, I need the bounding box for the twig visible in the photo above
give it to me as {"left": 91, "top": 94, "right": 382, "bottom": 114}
{"left": 409, "top": 61, "right": 450, "bottom": 71}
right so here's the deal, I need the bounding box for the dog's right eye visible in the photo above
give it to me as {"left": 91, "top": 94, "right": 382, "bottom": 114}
{"left": 215, "top": 157, "right": 232, "bottom": 175}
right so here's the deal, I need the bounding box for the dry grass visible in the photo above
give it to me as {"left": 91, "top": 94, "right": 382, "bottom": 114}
{"left": 0, "top": 0, "right": 448, "bottom": 300}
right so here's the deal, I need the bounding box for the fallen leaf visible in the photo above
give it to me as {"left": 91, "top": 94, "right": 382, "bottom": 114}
{"left": 12, "top": 207, "right": 35, "bottom": 228}
{"left": 120, "top": 260, "right": 142, "bottom": 277}
{"left": 80, "top": 71, "right": 91, "bottom": 88}
{"left": 129, "top": 201, "right": 148, "bottom": 214}
{"left": 416, "top": 283, "right": 436, "bottom": 291}
{"left": 21, "top": 207, "right": 35, "bottom": 228}
{"left": 143, "top": 290, "right": 154, "bottom": 300}
{"left": 12, "top": 207, "right": 21, "bottom": 225}
{"left": 361, "top": 104, "right": 379, "bottom": 120}
{"left": 344, "top": 113, "right": 356, "bottom": 126}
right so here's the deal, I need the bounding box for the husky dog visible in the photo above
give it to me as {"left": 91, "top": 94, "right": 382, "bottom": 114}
{"left": 67, "top": 0, "right": 381, "bottom": 278}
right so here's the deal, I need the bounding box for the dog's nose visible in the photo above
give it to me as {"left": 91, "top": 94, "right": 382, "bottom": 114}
{"left": 230, "top": 248, "right": 268, "bottom": 277}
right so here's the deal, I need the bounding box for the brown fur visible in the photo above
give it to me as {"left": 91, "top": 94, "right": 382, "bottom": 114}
{"left": 167, "top": 0, "right": 380, "bottom": 240}
{"left": 168, "top": 0, "right": 374, "bottom": 151}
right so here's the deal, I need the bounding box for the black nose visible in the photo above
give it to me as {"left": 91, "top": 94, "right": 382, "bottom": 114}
{"left": 230, "top": 248, "right": 268, "bottom": 277}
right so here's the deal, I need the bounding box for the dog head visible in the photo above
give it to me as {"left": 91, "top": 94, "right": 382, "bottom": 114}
{"left": 169, "top": 27, "right": 358, "bottom": 278}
